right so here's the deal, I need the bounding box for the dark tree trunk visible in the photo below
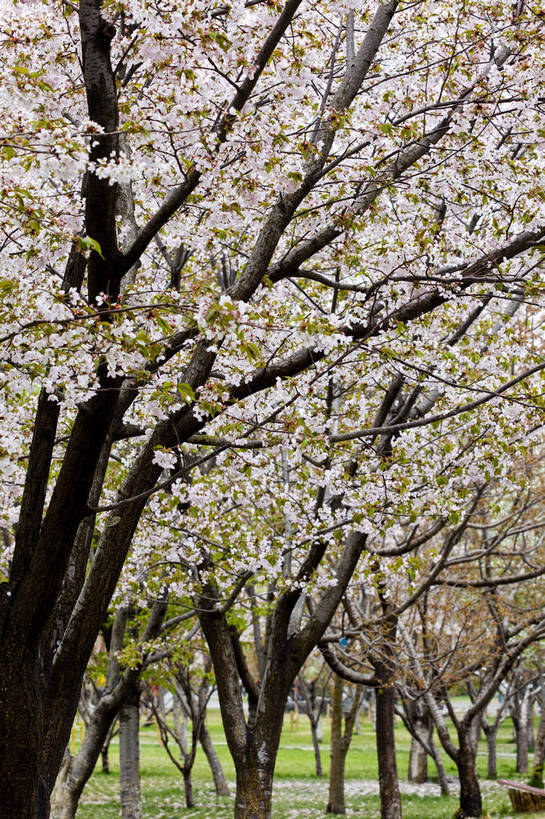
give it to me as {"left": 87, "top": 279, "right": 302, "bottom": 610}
{"left": 234, "top": 744, "right": 276, "bottom": 819}
{"left": 457, "top": 734, "right": 482, "bottom": 818}
{"left": 119, "top": 684, "right": 142, "bottom": 819}
{"left": 372, "top": 602, "right": 402, "bottom": 819}
{"left": 101, "top": 743, "right": 111, "bottom": 775}
{"left": 375, "top": 678, "right": 402, "bottom": 819}
{"left": 183, "top": 769, "right": 195, "bottom": 808}
{"left": 0, "top": 645, "right": 48, "bottom": 819}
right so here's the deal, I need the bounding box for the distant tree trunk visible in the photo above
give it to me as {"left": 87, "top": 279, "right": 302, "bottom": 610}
{"left": 311, "top": 718, "right": 323, "bottom": 777}
{"left": 516, "top": 708, "right": 529, "bottom": 774}
{"left": 511, "top": 679, "right": 530, "bottom": 774}
{"left": 406, "top": 702, "right": 431, "bottom": 783}
{"left": 484, "top": 723, "right": 498, "bottom": 780}
{"left": 430, "top": 740, "right": 450, "bottom": 796}
{"left": 528, "top": 695, "right": 535, "bottom": 752}
{"left": 101, "top": 719, "right": 117, "bottom": 774}
{"left": 531, "top": 675, "right": 545, "bottom": 787}
{"left": 200, "top": 724, "right": 230, "bottom": 796}
{"left": 119, "top": 683, "right": 142, "bottom": 819}
{"left": 327, "top": 675, "right": 346, "bottom": 814}
{"left": 297, "top": 670, "right": 327, "bottom": 778}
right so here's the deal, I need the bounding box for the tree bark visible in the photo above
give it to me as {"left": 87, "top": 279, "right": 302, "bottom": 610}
{"left": 327, "top": 675, "right": 346, "bottom": 814}
{"left": 119, "top": 683, "right": 142, "bottom": 819}
{"left": 515, "top": 710, "right": 529, "bottom": 773}
{"left": 0, "top": 645, "right": 49, "bottom": 818}
{"left": 484, "top": 723, "right": 498, "bottom": 780}
{"left": 375, "top": 678, "right": 402, "bottom": 819}
{"left": 457, "top": 732, "right": 482, "bottom": 818}
{"left": 200, "top": 724, "right": 230, "bottom": 796}
{"left": 408, "top": 735, "right": 428, "bottom": 783}
{"left": 234, "top": 743, "right": 276, "bottom": 819}
{"left": 183, "top": 770, "right": 195, "bottom": 809}
{"left": 531, "top": 675, "right": 545, "bottom": 787}
{"left": 311, "top": 717, "right": 323, "bottom": 777}
{"left": 49, "top": 750, "right": 78, "bottom": 819}
{"left": 406, "top": 702, "right": 432, "bottom": 784}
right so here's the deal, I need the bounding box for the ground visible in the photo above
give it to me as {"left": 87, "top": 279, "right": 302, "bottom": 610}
{"left": 74, "top": 702, "right": 538, "bottom": 817}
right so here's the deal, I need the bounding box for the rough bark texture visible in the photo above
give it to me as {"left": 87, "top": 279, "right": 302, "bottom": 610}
{"left": 375, "top": 679, "right": 402, "bottom": 819}
{"left": 457, "top": 733, "right": 482, "bottom": 818}
{"left": 234, "top": 751, "right": 276, "bottom": 819}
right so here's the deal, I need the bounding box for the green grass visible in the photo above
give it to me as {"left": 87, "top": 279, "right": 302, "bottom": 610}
{"left": 75, "top": 708, "right": 531, "bottom": 817}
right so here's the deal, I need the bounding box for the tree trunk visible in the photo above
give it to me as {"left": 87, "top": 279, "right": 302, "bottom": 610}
{"left": 531, "top": 698, "right": 545, "bottom": 787}
{"left": 484, "top": 723, "right": 497, "bottom": 780}
{"left": 200, "top": 724, "right": 230, "bottom": 796}
{"left": 375, "top": 680, "right": 402, "bottom": 819}
{"left": 327, "top": 674, "right": 346, "bottom": 814}
{"left": 49, "top": 750, "right": 79, "bottom": 819}
{"left": 516, "top": 712, "right": 529, "bottom": 773}
{"left": 528, "top": 697, "right": 535, "bottom": 753}
{"left": 457, "top": 737, "right": 482, "bottom": 818}
{"left": 183, "top": 769, "right": 195, "bottom": 808}
{"left": 101, "top": 743, "right": 111, "bottom": 775}
{"left": 429, "top": 739, "right": 450, "bottom": 796}
{"left": 408, "top": 735, "right": 428, "bottom": 783}
{"left": 234, "top": 747, "right": 275, "bottom": 819}
{"left": 311, "top": 717, "right": 323, "bottom": 777}
{"left": 0, "top": 646, "right": 49, "bottom": 819}
{"left": 50, "top": 698, "right": 121, "bottom": 819}
{"left": 119, "top": 685, "right": 142, "bottom": 819}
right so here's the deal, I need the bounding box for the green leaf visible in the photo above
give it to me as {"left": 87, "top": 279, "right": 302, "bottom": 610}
{"left": 78, "top": 236, "right": 104, "bottom": 258}
{"left": 177, "top": 382, "right": 195, "bottom": 402}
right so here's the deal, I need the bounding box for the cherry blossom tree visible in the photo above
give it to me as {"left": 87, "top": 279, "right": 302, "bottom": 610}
{"left": 1, "top": 1, "right": 545, "bottom": 817}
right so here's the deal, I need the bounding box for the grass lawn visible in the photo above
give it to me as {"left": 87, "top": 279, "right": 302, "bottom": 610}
{"left": 75, "top": 706, "right": 532, "bottom": 817}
